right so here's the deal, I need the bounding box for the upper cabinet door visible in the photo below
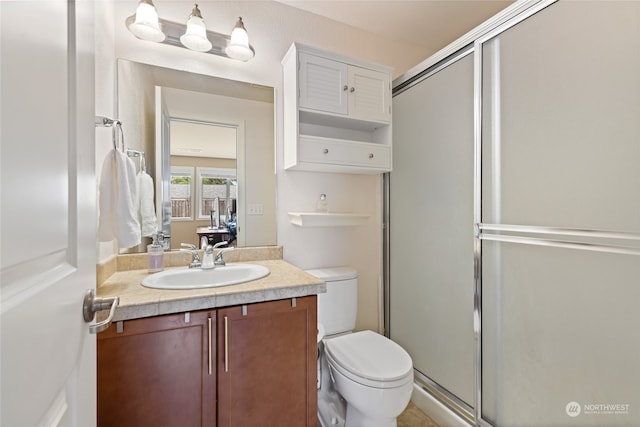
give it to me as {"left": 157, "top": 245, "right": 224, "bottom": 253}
{"left": 299, "top": 53, "right": 348, "bottom": 115}
{"left": 348, "top": 65, "right": 391, "bottom": 123}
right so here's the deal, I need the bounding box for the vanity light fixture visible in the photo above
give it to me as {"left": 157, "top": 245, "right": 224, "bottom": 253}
{"left": 128, "top": 0, "right": 165, "bottom": 42}
{"left": 226, "top": 17, "right": 255, "bottom": 61}
{"left": 125, "top": 1, "right": 255, "bottom": 61}
{"left": 180, "top": 4, "right": 212, "bottom": 52}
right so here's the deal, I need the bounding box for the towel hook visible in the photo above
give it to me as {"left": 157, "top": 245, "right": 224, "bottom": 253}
{"left": 113, "top": 122, "right": 125, "bottom": 152}
{"left": 141, "top": 153, "right": 146, "bottom": 172}
{"left": 95, "top": 116, "right": 125, "bottom": 152}
{"left": 126, "top": 149, "right": 146, "bottom": 172}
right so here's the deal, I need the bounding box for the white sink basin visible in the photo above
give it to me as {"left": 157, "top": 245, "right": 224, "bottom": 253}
{"left": 141, "top": 264, "right": 270, "bottom": 290}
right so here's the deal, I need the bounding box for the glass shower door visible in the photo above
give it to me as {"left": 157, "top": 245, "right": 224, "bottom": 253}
{"left": 479, "top": 1, "right": 640, "bottom": 425}
{"left": 390, "top": 51, "right": 475, "bottom": 414}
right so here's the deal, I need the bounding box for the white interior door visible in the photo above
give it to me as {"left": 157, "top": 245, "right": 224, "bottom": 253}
{"left": 1, "top": 1, "right": 97, "bottom": 425}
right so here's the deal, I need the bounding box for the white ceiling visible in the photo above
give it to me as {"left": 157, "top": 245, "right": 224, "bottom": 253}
{"left": 275, "top": 0, "right": 514, "bottom": 57}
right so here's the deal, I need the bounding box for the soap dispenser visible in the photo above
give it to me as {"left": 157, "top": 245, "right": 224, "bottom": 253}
{"left": 147, "top": 235, "right": 164, "bottom": 273}
{"left": 316, "top": 193, "right": 329, "bottom": 213}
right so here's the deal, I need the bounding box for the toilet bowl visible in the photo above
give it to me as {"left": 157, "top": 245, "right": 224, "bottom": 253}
{"left": 324, "top": 330, "right": 414, "bottom": 427}
{"left": 307, "top": 267, "right": 414, "bottom": 427}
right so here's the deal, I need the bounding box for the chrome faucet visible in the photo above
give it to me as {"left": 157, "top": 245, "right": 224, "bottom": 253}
{"left": 180, "top": 243, "right": 201, "bottom": 268}
{"left": 202, "top": 244, "right": 215, "bottom": 268}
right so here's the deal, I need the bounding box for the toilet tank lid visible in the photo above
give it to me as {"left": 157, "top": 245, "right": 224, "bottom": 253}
{"left": 305, "top": 266, "right": 357, "bottom": 281}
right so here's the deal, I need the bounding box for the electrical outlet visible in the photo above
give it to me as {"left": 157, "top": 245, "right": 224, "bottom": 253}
{"left": 247, "top": 203, "right": 264, "bottom": 215}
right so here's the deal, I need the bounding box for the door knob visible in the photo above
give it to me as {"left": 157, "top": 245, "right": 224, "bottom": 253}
{"left": 82, "top": 289, "right": 119, "bottom": 334}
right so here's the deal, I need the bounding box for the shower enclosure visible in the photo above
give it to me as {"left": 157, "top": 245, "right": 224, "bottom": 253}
{"left": 387, "top": 1, "right": 640, "bottom": 425}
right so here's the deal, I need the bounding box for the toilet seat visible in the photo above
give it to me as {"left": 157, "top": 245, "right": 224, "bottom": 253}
{"left": 324, "top": 330, "right": 413, "bottom": 389}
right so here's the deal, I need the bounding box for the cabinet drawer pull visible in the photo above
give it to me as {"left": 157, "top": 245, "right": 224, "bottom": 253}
{"left": 323, "top": 148, "right": 329, "bottom": 154}
{"left": 224, "top": 316, "right": 229, "bottom": 372}
{"left": 369, "top": 153, "right": 374, "bottom": 159}
{"left": 208, "top": 317, "right": 212, "bottom": 375}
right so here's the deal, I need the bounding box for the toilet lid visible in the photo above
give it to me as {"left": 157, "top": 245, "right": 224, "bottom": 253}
{"left": 324, "top": 330, "right": 413, "bottom": 386}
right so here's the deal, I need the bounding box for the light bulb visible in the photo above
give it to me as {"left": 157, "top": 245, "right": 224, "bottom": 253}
{"left": 225, "top": 17, "right": 254, "bottom": 61}
{"left": 128, "top": 0, "right": 165, "bottom": 42}
{"left": 180, "top": 4, "right": 212, "bottom": 52}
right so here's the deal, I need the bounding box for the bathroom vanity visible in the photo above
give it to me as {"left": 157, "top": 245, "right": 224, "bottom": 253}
{"left": 96, "top": 253, "right": 324, "bottom": 427}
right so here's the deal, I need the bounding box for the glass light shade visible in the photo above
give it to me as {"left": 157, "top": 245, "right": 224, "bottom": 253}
{"left": 180, "top": 15, "right": 212, "bottom": 52}
{"left": 128, "top": 1, "right": 165, "bottom": 42}
{"left": 225, "top": 17, "right": 254, "bottom": 61}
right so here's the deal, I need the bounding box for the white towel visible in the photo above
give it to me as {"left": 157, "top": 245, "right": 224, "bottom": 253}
{"left": 98, "top": 149, "right": 141, "bottom": 248}
{"left": 136, "top": 171, "right": 158, "bottom": 237}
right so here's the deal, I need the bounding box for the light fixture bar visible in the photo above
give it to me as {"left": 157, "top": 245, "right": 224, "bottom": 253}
{"left": 125, "top": 14, "right": 255, "bottom": 61}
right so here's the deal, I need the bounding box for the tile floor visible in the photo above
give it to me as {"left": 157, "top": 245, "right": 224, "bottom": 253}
{"left": 398, "top": 402, "right": 440, "bottom": 427}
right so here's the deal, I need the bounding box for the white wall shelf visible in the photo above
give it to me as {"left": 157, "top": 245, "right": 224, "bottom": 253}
{"left": 288, "top": 212, "right": 370, "bottom": 227}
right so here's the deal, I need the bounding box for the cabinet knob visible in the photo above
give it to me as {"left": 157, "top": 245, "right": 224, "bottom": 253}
{"left": 323, "top": 148, "right": 329, "bottom": 154}
{"left": 369, "top": 153, "right": 374, "bottom": 159}
{"left": 343, "top": 85, "right": 348, "bottom": 91}
{"left": 350, "top": 87, "right": 355, "bottom": 93}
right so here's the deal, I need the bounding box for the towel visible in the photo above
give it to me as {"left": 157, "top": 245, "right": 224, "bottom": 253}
{"left": 136, "top": 170, "right": 158, "bottom": 237}
{"left": 98, "top": 149, "right": 141, "bottom": 248}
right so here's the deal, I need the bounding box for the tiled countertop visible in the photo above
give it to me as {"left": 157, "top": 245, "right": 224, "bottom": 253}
{"left": 98, "top": 259, "right": 325, "bottom": 322}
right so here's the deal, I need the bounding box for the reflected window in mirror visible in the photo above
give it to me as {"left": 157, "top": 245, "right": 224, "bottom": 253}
{"left": 197, "top": 167, "right": 237, "bottom": 222}
{"left": 170, "top": 166, "right": 194, "bottom": 220}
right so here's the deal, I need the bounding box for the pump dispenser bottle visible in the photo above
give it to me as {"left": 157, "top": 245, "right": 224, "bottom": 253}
{"left": 147, "top": 235, "right": 164, "bottom": 273}
{"left": 316, "top": 193, "right": 328, "bottom": 213}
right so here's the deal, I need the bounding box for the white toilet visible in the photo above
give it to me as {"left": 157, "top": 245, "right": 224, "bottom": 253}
{"left": 307, "top": 267, "right": 414, "bottom": 427}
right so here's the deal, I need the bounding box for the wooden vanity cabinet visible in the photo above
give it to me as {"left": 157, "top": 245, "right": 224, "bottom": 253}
{"left": 97, "top": 310, "right": 216, "bottom": 427}
{"left": 97, "top": 296, "right": 317, "bottom": 427}
{"left": 217, "top": 296, "right": 318, "bottom": 427}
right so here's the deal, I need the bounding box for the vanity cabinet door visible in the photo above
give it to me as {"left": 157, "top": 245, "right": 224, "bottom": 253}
{"left": 97, "top": 311, "right": 216, "bottom": 427}
{"left": 217, "top": 296, "right": 318, "bottom": 427}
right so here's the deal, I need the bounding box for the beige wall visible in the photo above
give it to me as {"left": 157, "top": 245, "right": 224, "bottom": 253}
{"left": 97, "top": 0, "right": 430, "bottom": 333}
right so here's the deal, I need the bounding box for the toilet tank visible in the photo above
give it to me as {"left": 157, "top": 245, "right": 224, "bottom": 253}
{"left": 306, "top": 267, "right": 358, "bottom": 336}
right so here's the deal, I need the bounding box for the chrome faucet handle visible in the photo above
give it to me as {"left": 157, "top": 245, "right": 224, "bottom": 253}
{"left": 214, "top": 247, "right": 235, "bottom": 267}
{"left": 212, "top": 240, "right": 229, "bottom": 249}
{"left": 180, "top": 243, "right": 201, "bottom": 268}
{"left": 181, "top": 243, "right": 197, "bottom": 251}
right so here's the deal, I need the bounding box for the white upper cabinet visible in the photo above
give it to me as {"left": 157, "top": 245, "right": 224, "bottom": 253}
{"left": 283, "top": 43, "right": 393, "bottom": 174}
{"left": 299, "top": 53, "right": 391, "bottom": 123}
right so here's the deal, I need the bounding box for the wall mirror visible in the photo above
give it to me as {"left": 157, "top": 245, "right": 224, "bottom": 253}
{"left": 117, "top": 59, "right": 276, "bottom": 253}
